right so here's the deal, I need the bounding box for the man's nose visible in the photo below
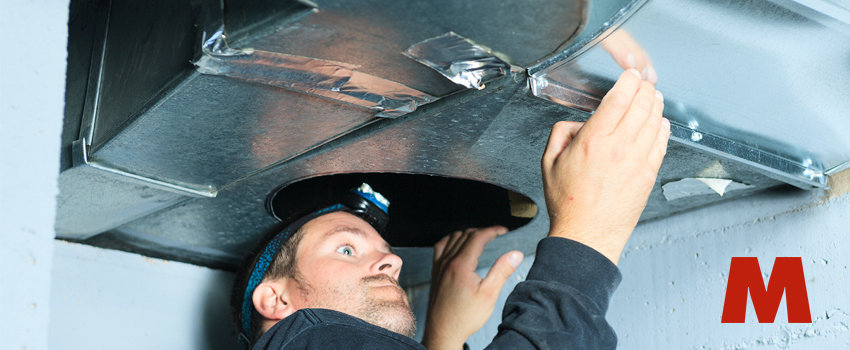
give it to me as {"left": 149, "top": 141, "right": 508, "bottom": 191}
{"left": 371, "top": 251, "right": 403, "bottom": 279}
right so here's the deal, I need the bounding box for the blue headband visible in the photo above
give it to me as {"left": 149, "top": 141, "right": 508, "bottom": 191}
{"left": 239, "top": 203, "right": 345, "bottom": 336}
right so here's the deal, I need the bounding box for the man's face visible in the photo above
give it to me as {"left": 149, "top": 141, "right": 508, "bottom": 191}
{"left": 288, "top": 211, "right": 415, "bottom": 336}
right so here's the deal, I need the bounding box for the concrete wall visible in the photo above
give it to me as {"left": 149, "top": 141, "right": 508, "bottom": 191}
{"left": 48, "top": 241, "right": 239, "bottom": 350}
{"left": 610, "top": 186, "right": 850, "bottom": 349}
{"left": 0, "top": 1, "right": 68, "bottom": 349}
{"left": 409, "top": 186, "right": 850, "bottom": 349}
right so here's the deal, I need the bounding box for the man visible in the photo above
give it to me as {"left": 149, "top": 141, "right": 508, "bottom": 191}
{"left": 231, "top": 68, "right": 669, "bottom": 349}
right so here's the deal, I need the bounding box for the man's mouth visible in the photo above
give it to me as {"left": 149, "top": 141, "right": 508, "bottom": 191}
{"left": 363, "top": 274, "right": 402, "bottom": 290}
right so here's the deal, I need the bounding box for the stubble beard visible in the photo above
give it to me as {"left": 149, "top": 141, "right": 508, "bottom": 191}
{"left": 355, "top": 275, "right": 417, "bottom": 338}
{"left": 296, "top": 273, "right": 416, "bottom": 338}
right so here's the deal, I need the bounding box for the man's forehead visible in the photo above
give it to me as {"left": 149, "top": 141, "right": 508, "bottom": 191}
{"left": 302, "top": 211, "right": 374, "bottom": 232}
{"left": 300, "top": 211, "right": 392, "bottom": 250}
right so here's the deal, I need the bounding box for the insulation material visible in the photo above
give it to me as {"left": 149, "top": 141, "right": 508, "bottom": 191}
{"left": 404, "top": 32, "right": 511, "bottom": 90}
{"left": 661, "top": 178, "right": 753, "bottom": 201}
{"left": 827, "top": 168, "right": 850, "bottom": 200}
{"left": 508, "top": 191, "right": 538, "bottom": 218}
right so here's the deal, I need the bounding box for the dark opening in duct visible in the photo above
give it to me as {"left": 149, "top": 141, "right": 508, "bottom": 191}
{"left": 266, "top": 173, "right": 536, "bottom": 247}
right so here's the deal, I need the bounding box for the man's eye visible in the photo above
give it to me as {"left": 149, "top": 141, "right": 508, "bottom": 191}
{"left": 336, "top": 245, "right": 354, "bottom": 256}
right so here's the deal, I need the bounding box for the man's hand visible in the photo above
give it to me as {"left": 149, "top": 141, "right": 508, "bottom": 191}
{"left": 422, "top": 226, "right": 524, "bottom": 350}
{"left": 541, "top": 69, "right": 670, "bottom": 265}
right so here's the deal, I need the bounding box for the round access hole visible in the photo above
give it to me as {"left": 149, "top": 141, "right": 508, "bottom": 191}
{"left": 266, "top": 173, "right": 537, "bottom": 247}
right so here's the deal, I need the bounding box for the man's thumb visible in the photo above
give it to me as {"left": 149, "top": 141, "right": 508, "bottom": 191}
{"left": 481, "top": 251, "right": 524, "bottom": 295}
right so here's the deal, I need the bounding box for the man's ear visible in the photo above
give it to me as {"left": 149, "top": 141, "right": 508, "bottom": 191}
{"left": 252, "top": 280, "right": 296, "bottom": 322}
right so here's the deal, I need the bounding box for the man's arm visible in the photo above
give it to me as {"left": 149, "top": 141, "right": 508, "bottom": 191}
{"left": 488, "top": 69, "right": 668, "bottom": 349}
{"left": 541, "top": 68, "right": 668, "bottom": 265}
{"left": 486, "top": 237, "right": 621, "bottom": 349}
{"left": 424, "top": 69, "right": 669, "bottom": 349}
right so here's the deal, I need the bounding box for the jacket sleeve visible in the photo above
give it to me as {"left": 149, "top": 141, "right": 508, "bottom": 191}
{"left": 484, "top": 237, "right": 622, "bottom": 350}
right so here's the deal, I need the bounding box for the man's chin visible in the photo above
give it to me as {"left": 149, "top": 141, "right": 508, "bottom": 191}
{"left": 375, "top": 304, "right": 417, "bottom": 338}
{"left": 358, "top": 299, "right": 416, "bottom": 338}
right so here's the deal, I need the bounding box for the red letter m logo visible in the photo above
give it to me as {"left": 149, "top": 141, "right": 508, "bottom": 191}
{"left": 721, "top": 257, "right": 811, "bottom": 323}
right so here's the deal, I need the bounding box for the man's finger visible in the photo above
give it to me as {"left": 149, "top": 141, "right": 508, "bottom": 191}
{"left": 433, "top": 235, "right": 449, "bottom": 262}
{"left": 445, "top": 230, "right": 472, "bottom": 261}
{"left": 633, "top": 90, "right": 664, "bottom": 153}
{"left": 541, "top": 121, "right": 584, "bottom": 169}
{"left": 480, "top": 251, "right": 524, "bottom": 297}
{"left": 601, "top": 31, "right": 658, "bottom": 85}
{"left": 443, "top": 230, "right": 464, "bottom": 256}
{"left": 614, "top": 80, "right": 656, "bottom": 139}
{"left": 583, "top": 69, "right": 642, "bottom": 136}
{"left": 648, "top": 117, "right": 671, "bottom": 171}
{"left": 457, "top": 226, "right": 507, "bottom": 268}
{"left": 602, "top": 32, "right": 646, "bottom": 71}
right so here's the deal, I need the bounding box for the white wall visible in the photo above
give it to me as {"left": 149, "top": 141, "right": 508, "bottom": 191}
{"left": 410, "top": 186, "right": 850, "bottom": 349}
{"left": 0, "top": 1, "right": 68, "bottom": 349}
{"left": 610, "top": 187, "right": 850, "bottom": 349}
{"left": 48, "top": 241, "right": 239, "bottom": 350}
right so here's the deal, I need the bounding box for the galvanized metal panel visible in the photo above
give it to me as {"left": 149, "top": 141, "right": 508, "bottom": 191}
{"left": 55, "top": 165, "right": 187, "bottom": 239}
{"left": 85, "top": 0, "right": 197, "bottom": 151}
{"left": 531, "top": 0, "right": 850, "bottom": 186}
{"left": 93, "top": 73, "right": 378, "bottom": 190}
{"left": 110, "top": 76, "right": 783, "bottom": 285}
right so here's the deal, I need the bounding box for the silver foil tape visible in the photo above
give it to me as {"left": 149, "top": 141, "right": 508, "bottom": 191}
{"left": 193, "top": 0, "right": 433, "bottom": 118}
{"left": 404, "top": 32, "right": 511, "bottom": 90}
{"left": 528, "top": 74, "right": 600, "bottom": 112}
{"left": 195, "top": 0, "right": 243, "bottom": 57}
{"left": 196, "top": 51, "right": 435, "bottom": 118}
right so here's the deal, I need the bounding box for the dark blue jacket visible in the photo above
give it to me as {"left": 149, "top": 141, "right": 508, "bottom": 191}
{"left": 253, "top": 237, "right": 622, "bottom": 349}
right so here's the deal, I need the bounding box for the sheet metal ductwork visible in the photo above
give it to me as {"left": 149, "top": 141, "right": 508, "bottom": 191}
{"left": 57, "top": 0, "right": 850, "bottom": 285}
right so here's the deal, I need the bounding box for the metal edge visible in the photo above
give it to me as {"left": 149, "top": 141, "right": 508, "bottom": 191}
{"left": 72, "top": 139, "right": 217, "bottom": 197}
{"left": 527, "top": 0, "right": 649, "bottom": 76}
{"left": 527, "top": 78, "right": 827, "bottom": 189}
{"left": 667, "top": 124, "right": 826, "bottom": 189}
{"left": 78, "top": 0, "right": 112, "bottom": 146}
{"left": 78, "top": 0, "right": 200, "bottom": 153}
{"left": 522, "top": 0, "right": 590, "bottom": 70}
{"left": 826, "top": 160, "right": 850, "bottom": 175}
